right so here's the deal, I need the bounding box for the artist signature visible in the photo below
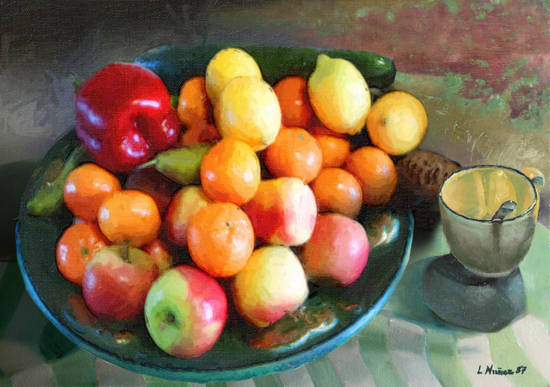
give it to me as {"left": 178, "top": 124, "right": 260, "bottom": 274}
{"left": 477, "top": 365, "right": 527, "bottom": 376}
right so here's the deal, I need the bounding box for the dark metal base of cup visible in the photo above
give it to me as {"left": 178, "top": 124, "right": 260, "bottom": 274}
{"left": 422, "top": 254, "right": 526, "bottom": 332}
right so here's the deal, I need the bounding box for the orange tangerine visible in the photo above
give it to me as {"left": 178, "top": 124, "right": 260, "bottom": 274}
{"left": 56, "top": 222, "right": 108, "bottom": 285}
{"left": 200, "top": 139, "right": 261, "bottom": 206}
{"left": 263, "top": 127, "right": 323, "bottom": 183}
{"left": 177, "top": 76, "right": 212, "bottom": 127}
{"left": 273, "top": 76, "right": 315, "bottom": 128}
{"left": 97, "top": 190, "right": 161, "bottom": 247}
{"left": 344, "top": 146, "right": 397, "bottom": 206}
{"left": 64, "top": 163, "right": 121, "bottom": 221}
{"left": 187, "top": 202, "right": 254, "bottom": 277}
{"left": 311, "top": 168, "right": 363, "bottom": 218}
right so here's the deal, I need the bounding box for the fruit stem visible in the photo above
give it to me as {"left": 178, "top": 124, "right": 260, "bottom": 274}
{"left": 68, "top": 72, "right": 83, "bottom": 92}
{"left": 165, "top": 312, "right": 175, "bottom": 324}
{"left": 136, "top": 159, "right": 157, "bottom": 170}
{"left": 119, "top": 244, "right": 129, "bottom": 262}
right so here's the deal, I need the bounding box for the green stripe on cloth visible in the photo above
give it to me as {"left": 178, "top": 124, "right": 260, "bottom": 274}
{"left": 277, "top": 366, "right": 313, "bottom": 386}
{"left": 424, "top": 328, "right": 472, "bottom": 387}
{"left": 0, "top": 262, "right": 25, "bottom": 339}
{"left": 328, "top": 338, "right": 375, "bottom": 385}
{"left": 457, "top": 334, "right": 514, "bottom": 386}
{"left": 304, "top": 355, "right": 341, "bottom": 387}
{"left": 520, "top": 224, "right": 550, "bottom": 328}
{"left": 488, "top": 325, "right": 548, "bottom": 386}
{"left": 143, "top": 374, "right": 191, "bottom": 386}
{"left": 50, "top": 350, "right": 97, "bottom": 387}
{"left": 253, "top": 374, "right": 282, "bottom": 387}
{"left": 387, "top": 318, "right": 440, "bottom": 385}
{"left": 356, "top": 314, "right": 405, "bottom": 387}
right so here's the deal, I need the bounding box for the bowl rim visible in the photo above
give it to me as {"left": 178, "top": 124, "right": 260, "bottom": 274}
{"left": 438, "top": 164, "right": 538, "bottom": 224}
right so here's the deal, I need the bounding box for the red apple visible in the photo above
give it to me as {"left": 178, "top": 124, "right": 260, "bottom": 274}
{"left": 144, "top": 265, "right": 227, "bottom": 358}
{"left": 301, "top": 213, "right": 370, "bottom": 286}
{"left": 165, "top": 186, "right": 212, "bottom": 246}
{"left": 82, "top": 245, "right": 159, "bottom": 321}
{"left": 242, "top": 177, "right": 317, "bottom": 246}
{"left": 143, "top": 238, "right": 173, "bottom": 273}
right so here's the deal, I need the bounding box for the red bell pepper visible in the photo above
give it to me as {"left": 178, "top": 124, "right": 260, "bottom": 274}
{"left": 75, "top": 63, "right": 181, "bottom": 172}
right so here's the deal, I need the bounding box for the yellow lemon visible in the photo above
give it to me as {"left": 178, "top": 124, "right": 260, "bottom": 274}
{"left": 205, "top": 48, "right": 262, "bottom": 104}
{"left": 366, "top": 91, "right": 428, "bottom": 156}
{"left": 308, "top": 54, "right": 370, "bottom": 135}
{"left": 214, "top": 76, "right": 281, "bottom": 151}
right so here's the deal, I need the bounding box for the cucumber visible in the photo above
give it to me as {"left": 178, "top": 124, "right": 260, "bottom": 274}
{"left": 134, "top": 44, "right": 396, "bottom": 94}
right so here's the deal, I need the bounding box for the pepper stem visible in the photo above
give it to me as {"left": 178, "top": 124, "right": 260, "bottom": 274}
{"left": 68, "top": 72, "right": 83, "bottom": 92}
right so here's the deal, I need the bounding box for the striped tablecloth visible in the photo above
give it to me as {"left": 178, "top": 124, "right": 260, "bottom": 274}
{"left": 1, "top": 222, "right": 549, "bottom": 386}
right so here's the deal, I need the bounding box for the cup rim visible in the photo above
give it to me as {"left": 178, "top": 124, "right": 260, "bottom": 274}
{"left": 438, "top": 164, "right": 538, "bottom": 223}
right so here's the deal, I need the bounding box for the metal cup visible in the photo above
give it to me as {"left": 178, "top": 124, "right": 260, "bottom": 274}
{"left": 438, "top": 165, "right": 539, "bottom": 277}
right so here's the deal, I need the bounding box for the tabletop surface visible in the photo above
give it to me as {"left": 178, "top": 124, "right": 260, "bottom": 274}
{"left": 1, "top": 1, "right": 549, "bottom": 386}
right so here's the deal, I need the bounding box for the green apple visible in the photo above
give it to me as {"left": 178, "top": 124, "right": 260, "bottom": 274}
{"left": 144, "top": 265, "right": 227, "bottom": 358}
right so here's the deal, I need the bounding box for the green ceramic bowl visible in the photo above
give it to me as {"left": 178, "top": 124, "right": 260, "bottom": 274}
{"left": 16, "top": 45, "right": 412, "bottom": 382}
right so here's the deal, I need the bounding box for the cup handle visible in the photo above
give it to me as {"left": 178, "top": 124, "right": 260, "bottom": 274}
{"left": 521, "top": 167, "right": 545, "bottom": 220}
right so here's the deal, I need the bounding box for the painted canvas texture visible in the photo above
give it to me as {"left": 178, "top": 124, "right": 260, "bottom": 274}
{"left": 1, "top": 1, "right": 549, "bottom": 386}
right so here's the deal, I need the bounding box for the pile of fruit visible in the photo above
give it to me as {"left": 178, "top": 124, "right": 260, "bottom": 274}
{"left": 33, "top": 47, "right": 428, "bottom": 359}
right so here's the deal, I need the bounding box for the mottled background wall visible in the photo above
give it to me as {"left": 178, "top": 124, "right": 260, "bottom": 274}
{"left": 1, "top": 0, "right": 548, "bottom": 224}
